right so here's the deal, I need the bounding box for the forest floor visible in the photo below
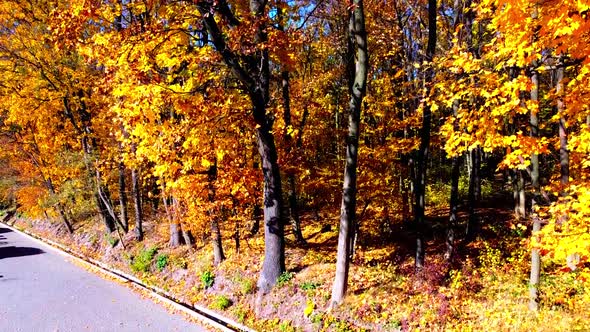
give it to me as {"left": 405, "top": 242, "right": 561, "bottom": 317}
{"left": 3, "top": 183, "right": 590, "bottom": 331}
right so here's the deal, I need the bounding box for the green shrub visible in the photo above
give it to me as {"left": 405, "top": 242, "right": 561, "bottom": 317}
{"left": 277, "top": 271, "right": 294, "bottom": 287}
{"left": 301, "top": 281, "right": 321, "bottom": 291}
{"left": 156, "top": 254, "right": 169, "bottom": 271}
{"left": 233, "top": 306, "right": 247, "bottom": 323}
{"left": 212, "top": 295, "right": 232, "bottom": 310}
{"left": 131, "top": 246, "right": 158, "bottom": 273}
{"left": 201, "top": 270, "right": 215, "bottom": 289}
{"left": 240, "top": 278, "right": 255, "bottom": 295}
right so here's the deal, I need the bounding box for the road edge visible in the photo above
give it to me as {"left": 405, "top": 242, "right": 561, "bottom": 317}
{"left": 0, "top": 221, "right": 257, "bottom": 332}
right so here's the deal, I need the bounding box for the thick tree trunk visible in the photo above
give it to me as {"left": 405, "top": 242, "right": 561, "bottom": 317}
{"left": 169, "top": 222, "right": 184, "bottom": 247}
{"left": 211, "top": 219, "right": 225, "bottom": 266}
{"left": 199, "top": 0, "right": 286, "bottom": 292}
{"left": 132, "top": 168, "right": 143, "bottom": 241}
{"left": 255, "top": 121, "right": 286, "bottom": 293}
{"left": 331, "top": 0, "right": 368, "bottom": 306}
{"left": 182, "top": 229, "right": 195, "bottom": 246}
{"left": 118, "top": 162, "right": 129, "bottom": 232}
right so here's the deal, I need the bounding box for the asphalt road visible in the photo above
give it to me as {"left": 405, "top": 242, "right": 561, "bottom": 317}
{"left": 0, "top": 225, "right": 209, "bottom": 332}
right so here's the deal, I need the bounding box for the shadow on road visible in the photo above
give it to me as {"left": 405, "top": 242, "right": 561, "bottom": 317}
{"left": 0, "top": 246, "right": 45, "bottom": 259}
{"left": 0, "top": 227, "right": 45, "bottom": 259}
{"left": 0, "top": 227, "right": 12, "bottom": 234}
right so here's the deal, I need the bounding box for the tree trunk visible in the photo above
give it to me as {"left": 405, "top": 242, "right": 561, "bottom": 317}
{"left": 529, "top": 65, "right": 541, "bottom": 311}
{"left": 414, "top": 0, "right": 437, "bottom": 270}
{"left": 518, "top": 170, "right": 526, "bottom": 218}
{"left": 276, "top": 5, "right": 306, "bottom": 245}
{"left": 557, "top": 59, "right": 569, "bottom": 185}
{"left": 169, "top": 222, "right": 184, "bottom": 247}
{"left": 331, "top": 0, "right": 368, "bottom": 306}
{"left": 250, "top": 203, "right": 261, "bottom": 236}
{"left": 446, "top": 155, "right": 461, "bottom": 261}
{"left": 211, "top": 218, "right": 225, "bottom": 266}
{"left": 207, "top": 161, "right": 225, "bottom": 264}
{"left": 199, "top": 0, "right": 286, "bottom": 292}
{"left": 255, "top": 120, "right": 286, "bottom": 293}
{"left": 45, "top": 177, "right": 74, "bottom": 234}
{"left": 96, "top": 191, "right": 116, "bottom": 233}
{"left": 280, "top": 69, "right": 305, "bottom": 245}
{"left": 287, "top": 175, "right": 305, "bottom": 244}
{"left": 182, "top": 229, "right": 195, "bottom": 246}
{"left": 132, "top": 168, "right": 143, "bottom": 241}
{"left": 466, "top": 148, "right": 480, "bottom": 240}
{"left": 118, "top": 162, "right": 129, "bottom": 232}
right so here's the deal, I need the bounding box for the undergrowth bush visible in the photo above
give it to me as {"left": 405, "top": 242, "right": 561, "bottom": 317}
{"left": 131, "top": 246, "right": 158, "bottom": 273}
{"left": 201, "top": 270, "right": 215, "bottom": 289}
{"left": 156, "top": 254, "right": 168, "bottom": 271}
{"left": 212, "top": 295, "right": 232, "bottom": 310}
{"left": 277, "top": 271, "right": 294, "bottom": 287}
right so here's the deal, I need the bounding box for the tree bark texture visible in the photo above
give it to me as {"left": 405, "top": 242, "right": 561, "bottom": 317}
{"left": 45, "top": 177, "right": 74, "bottom": 234}
{"left": 199, "top": 0, "right": 287, "bottom": 293}
{"left": 414, "top": 0, "right": 437, "bottom": 270}
{"left": 169, "top": 222, "right": 184, "bottom": 247}
{"left": 331, "top": 0, "right": 368, "bottom": 306}
{"left": 208, "top": 161, "right": 225, "bottom": 265}
{"left": 446, "top": 155, "right": 460, "bottom": 261}
{"left": 132, "top": 168, "right": 143, "bottom": 241}
{"left": 466, "top": 148, "right": 480, "bottom": 240}
{"left": 211, "top": 219, "right": 225, "bottom": 266}
{"left": 118, "top": 162, "right": 129, "bottom": 232}
{"left": 529, "top": 65, "right": 542, "bottom": 311}
{"left": 557, "top": 59, "right": 569, "bottom": 185}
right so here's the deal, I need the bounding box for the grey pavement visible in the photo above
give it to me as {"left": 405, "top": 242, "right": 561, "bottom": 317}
{"left": 0, "top": 226, "right": 210, "bottom": 332}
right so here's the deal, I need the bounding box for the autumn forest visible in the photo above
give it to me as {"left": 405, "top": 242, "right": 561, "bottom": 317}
{"left": 0, "top": 0, "right": 589, "bottom": 330}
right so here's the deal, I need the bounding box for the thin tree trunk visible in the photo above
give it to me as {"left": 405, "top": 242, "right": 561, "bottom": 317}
{"left": 288, "top": 175, "right": 305, "bottom": 244}
{"left": 557, "top": 59, "right": 569, "bottom": 184}
{"left": 517, "top": 170, "right": 526, "bottom": 218}
{"left": 132, "top": 168, "right": 143, "bottom": 241}
{"left": 414, "top": 0, "right": 437, "bottom": 270}
{"left": 96, "top": 192, "right": 116, "bottom": 232}
{"left": 118, "top": 162, "right": 129, "bottom": 232}
{"left": 45, "top": 177, "right": 74, "bottom": 234}
{"left": 529, "top": 65, "right": 541, "bottom": 311}
{"left": 280, "top": 70, "right": 305, "bottom": 245}
{"left": 331, "top": 0, "right": 368, "bottom": 306}
{"left": 446, "top": 155, "right": 461, "bottom": 261}
{"left": 276, "top": 2, "right": 306, "bottom": 244}
{"left": 208, "top": 160, "right": 225, "bottom": 264}
{"left": 466, "top": 148, "right": 480, "bottom": 240}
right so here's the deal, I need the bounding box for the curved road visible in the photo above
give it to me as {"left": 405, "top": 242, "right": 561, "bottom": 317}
{"left": 0, "top": 226, "right": 209, "bottom": 332}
